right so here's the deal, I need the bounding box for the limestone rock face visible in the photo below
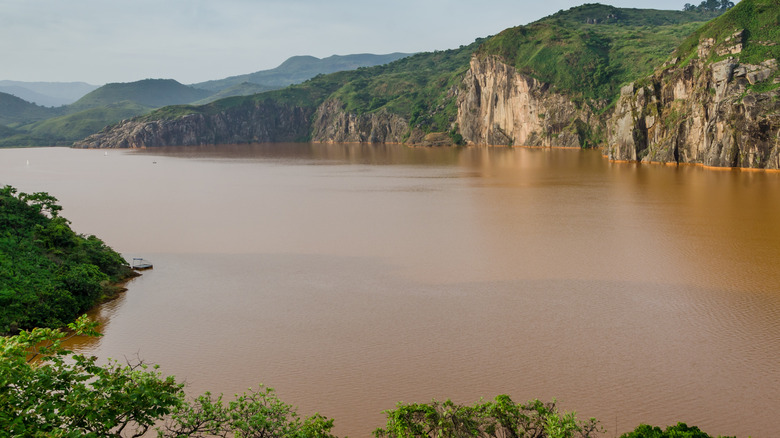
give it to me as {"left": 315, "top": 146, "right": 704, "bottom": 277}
{"left": 74, "top": 100, "right": 314, "bottom": 148}
{"left": 310, "top": 99, "right": 409, "bottom": 144}
{"left": 456, "top": 56, "right": 593, "bottom": 147}
{"left": 606, "top": 39, "right": 780, "bottom": 169}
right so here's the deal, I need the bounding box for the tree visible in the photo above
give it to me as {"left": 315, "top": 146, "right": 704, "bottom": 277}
{"left": 0, "top": 315, "right": 337, "bottom": 437}
{"left": 374, "top": 395, "right": 601, "bottom": 438}
{"left": 619, "top": 422, "right": 734, "bottom": 438}
{"left": 0, "top": 185, "right": 135, "bottom": 333}
{"left": 0, "top": 316, "right": 183, "bottom": 437}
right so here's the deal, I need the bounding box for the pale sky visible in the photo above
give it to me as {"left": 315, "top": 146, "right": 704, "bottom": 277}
{"left": 0, "top": 0, "right": 709, "bottom": 85}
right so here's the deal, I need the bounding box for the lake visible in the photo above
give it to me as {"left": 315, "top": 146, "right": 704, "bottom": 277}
{"left": 2, "top": 144, "right": 779, "bottom": 437}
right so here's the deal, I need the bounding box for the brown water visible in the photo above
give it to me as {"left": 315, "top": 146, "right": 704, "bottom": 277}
{"left": 2, "top": 144, "right": 779, "bottom": 437}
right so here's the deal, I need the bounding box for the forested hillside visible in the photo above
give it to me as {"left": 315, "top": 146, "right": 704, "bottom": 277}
{"left": 0, "top": 185, "right": 135, "bottom": 333}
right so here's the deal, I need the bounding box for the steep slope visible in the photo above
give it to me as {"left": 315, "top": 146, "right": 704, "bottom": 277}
{"left": 606, "top": 0, "right": 780, "bottom": 168}
{"left": 193, "top": 53, "right": 412, "bottom": 93}
{"left": 457, "top": 4, "right": 716, "bottom": 147}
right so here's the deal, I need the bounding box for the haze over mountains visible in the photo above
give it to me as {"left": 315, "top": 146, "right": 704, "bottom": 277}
{"left": 0, "top": 53, "right": 411, "bottom": 147}
{"left": 0, "top": 81, "right": 99, "bottom": 107}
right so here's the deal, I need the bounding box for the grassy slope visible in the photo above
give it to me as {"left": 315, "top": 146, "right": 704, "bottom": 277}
{"left": 478, "top": 4, "right": 717, "bottom": 103}
{"left": 0, "top": 92, "right": 61, "bottom": 126}
{"left": 672, "top": 0, "right": 780, "bottom": 89}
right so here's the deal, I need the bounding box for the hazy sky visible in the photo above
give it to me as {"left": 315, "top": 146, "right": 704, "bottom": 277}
{"left": 1, "top": 0, "right": 707, "bottom": 85}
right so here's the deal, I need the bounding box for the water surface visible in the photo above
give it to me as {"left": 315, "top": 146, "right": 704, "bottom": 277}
{"left": 2, "top": 144, "right": 779, "bottom": 437}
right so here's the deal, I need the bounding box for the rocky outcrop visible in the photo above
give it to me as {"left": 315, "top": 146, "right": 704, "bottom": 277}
{"left": 310, "top": 99, "right": 409, "bottom": 144}
{"left": 457, "top": 56, "right": 594, "bottom": 147}
{"left": 606, "top": 35, "right": 780, "bottom": 169}
{"left": 74, "top": 100, "right": 314, "bottom": 148}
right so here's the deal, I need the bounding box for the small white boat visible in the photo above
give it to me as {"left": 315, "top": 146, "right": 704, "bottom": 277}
{"left": 131, "top": 258, "right": 153, "bottom": 270}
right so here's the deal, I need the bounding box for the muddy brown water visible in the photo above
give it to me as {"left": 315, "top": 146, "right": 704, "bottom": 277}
{"left": 2, "top": 144, "right": 779, "bottom": 437}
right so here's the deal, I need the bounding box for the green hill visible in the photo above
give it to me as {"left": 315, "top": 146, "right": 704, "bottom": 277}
{"left": 192, "top": 53, "right": 412, "bottom": 92}
{"left": 0, "top": 92, "right": 60, "bottom": 127}
{"left": 69, "top": 78, "right": 213, "bottom": 111}
{"left": 6, "top": 102, "right": 152, "bottom": 147}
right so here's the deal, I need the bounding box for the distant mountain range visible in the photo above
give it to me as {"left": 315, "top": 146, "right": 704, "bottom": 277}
{"left": 0, "top": 53, "right": 411, "bottom": 147}
{"left": 0, "top": 81, "right": 99, "bottom": 107}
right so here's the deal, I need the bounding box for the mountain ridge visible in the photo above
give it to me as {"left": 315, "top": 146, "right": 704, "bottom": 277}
{"left": 191, "top": 53, "right": 413, "bottom": 93}
{"left": 75, "top": 3, "right": 728, "bottom": 153}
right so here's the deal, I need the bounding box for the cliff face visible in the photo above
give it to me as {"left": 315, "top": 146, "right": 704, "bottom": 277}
{"left": 74, "top": 100, "right": 313, "bottom": 148}
{"left": 456, "top": 56, "right": 594, "bottom": 147}
{"left": 606, "top": 34, "right": 780, "bottom": 169}
{"left": 310, "top": 99, "right": 409, "bottom": 144}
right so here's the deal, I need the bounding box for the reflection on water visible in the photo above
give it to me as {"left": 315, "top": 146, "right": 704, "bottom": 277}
{"left": 2, "top": 144, "right": 780, "bottom": 437}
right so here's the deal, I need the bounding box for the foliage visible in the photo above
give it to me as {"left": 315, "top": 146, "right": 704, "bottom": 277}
{"left": 477, "top": 4, "right": 716, "bottom": 104}
{"left": 159, "top": 387, "right": 337, "bottom": 438}
{"left": 374, "top": 395, "right": 601, "bottom": 438}
{"left": 0, "top": 185, "right": 134, "bottom": 333}
{"left": 674, "top": 0, "right": 780, "bottom": 67}
{"left": 683, "top": 0, "right": 735, "bottom": 12}
{"left": 0, "top": 317, "right": 337, "bottom": 437}
{"left": 620, "top": 422, "right": 735, "bottom": 438}
{"left": 0, "top": 315, "right": 183, "bottom": 437}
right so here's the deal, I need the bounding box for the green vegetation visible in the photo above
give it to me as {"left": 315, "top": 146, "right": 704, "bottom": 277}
{"left": 0, "top": 102, "right": 152, "bottom": 147}
{"left": 478, "top": 4, "right": 717, "bottom": 103}
{"left": 0, "top": 185, "right": 134, "bottom": 333}
{"left": 0, "top": 92, "right": 61, "bottom": 126}
{"left": 683, "top": 0, "right": 735, "bottom": 13}
{"left": 674, "top": 0, "right": 780, "bottom": 68}
{"left": 621, "top": 422, "right": 732, "bottom": 438}
{"left": 375, "top": 396, "right": 600, "bottom": 438}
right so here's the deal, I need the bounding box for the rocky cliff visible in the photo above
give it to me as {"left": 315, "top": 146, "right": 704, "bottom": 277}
{"left": 457, "top": 56, "right": 596, "bottom": 147}
{"left": 606, "top": 32, "right": 780, "bottom": 169}
{"left": 74, "top": 100, "right": 313, "bottom": 148}
{"left": 310, "top": 99, "right": 409, "bottom": 144}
